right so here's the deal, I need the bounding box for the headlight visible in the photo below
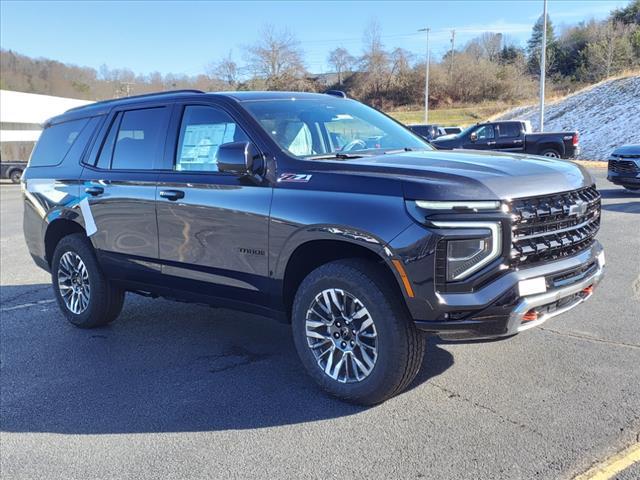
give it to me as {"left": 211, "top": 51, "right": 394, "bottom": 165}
{"left": 432, "top": 221, "right": 502, "bottom": 281}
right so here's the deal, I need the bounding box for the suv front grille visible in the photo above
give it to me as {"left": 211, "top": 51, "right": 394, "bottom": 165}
{"left": 509, "top": 186, "right": 601, "bottom": 267}
{"left": 608, "top": 159, "right": 639, "bottom": 174}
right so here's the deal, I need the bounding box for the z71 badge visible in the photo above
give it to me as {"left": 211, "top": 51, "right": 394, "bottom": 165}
{"left": 277, "top": 173, "right": 312, "bottom": 183}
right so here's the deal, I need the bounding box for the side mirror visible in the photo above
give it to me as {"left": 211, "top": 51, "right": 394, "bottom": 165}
{"left": 470, "top": 132, "right": 478, "bottom": 142}
{"left": 217, "top": 142, "right": 263, "bottom": 176}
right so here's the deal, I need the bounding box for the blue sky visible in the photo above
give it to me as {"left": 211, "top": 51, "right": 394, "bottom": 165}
{"left": 0, "top": 0, "right": 630, "bottom": 76}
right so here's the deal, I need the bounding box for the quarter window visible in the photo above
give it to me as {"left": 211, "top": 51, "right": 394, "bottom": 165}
{"left": 175, "top": 106, "right": 249, "bottom": 172}
{"left": 30, "top": 118, "right": 91, "bottom": 167}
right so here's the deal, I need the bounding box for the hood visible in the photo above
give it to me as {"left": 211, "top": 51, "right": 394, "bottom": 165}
{"left": 611, "top": 144, "right": 640, "bottom": 157}
{"left": 433, "top": 133, "right": 458, "bottom": 141}
{"left": 431, "top": 136, "right": 459, "bottom": 147}
{"left": 320, "top": 149, "right": 593, "bottom": 201}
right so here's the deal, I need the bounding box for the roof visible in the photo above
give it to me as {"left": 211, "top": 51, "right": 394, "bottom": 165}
{"left": 212, "top": 91, "right": 344, "bottom": 102}
{"left": 46, "top": 90, "right": 347, "bottom": 125}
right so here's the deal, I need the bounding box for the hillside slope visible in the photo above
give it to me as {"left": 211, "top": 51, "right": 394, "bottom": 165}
{"left": 496, "top": 75, "right": 640, "bottom": 160}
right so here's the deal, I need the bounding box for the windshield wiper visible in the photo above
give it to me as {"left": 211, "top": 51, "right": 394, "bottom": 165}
{"left": 305, "top": 152, "right": 369, "bottom": 160}
{"left": 382, "top": 147, "right": 415, "bottom": 154}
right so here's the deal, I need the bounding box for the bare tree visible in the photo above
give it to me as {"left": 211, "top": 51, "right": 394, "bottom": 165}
{"left": 359, "top": 19, "right": 390, "bottom": 105}
{"left": 208, "top": 51, "right": 238, "bottom": 88}
{"left": 244, "top": 24, "right": 307, "bottom": 90}
{"left": 327, "top": 47, "right": 355, "bottom": 85}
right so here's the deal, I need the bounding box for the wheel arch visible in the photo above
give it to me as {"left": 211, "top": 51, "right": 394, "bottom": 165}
{"left": 44, "top": 219, "right": 87, "bottom": 267}
{"left": 537, "top": 141, "right": 564, "bottom": 156}
{"left": 280, "top": 237, "right": 409, "bottom": 322}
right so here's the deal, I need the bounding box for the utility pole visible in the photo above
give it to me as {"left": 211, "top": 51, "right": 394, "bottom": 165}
{"left": 539, "top": 0, "right": 547, "bottom": 132}
{"left": 419, "top": 27, "right": 430, "bottom": 123}
{"left": 449, "top": 30, "right": 456, "bottom": 76}
{"left": 122, "top": 81, "right": 135, "bottom": 97}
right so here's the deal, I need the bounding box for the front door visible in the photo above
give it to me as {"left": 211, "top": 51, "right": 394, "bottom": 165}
{"left": 155, "top": 104, "right": 272, "bottom": 305}
{"left": 463, "top": 124, "right": 496, "bottom": 150}
{"left": 81, "top": 104, "right": 172, "bottom": 279}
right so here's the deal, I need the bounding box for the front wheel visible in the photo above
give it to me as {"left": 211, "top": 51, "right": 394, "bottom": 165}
{"left": 51, "top": 233, "right": 124, "bottom": 328}
{"left": 292, "top": 259, "right": 426, "bottom": 405}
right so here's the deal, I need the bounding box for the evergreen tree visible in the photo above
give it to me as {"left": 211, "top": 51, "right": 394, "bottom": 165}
{"left": 527, "top": 14, "right": 557, "bottom": 75}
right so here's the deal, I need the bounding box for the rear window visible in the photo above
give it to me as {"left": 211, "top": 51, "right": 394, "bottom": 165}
{"left": 29, "top": 117, "right": 93, "bottom": 167}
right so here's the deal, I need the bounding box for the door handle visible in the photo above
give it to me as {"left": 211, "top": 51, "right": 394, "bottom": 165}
{"left": 159, "top": 190, "right": 185, "bottom": 201}
{"left": 85, "top": 186, "right": 104, "bottom": 196}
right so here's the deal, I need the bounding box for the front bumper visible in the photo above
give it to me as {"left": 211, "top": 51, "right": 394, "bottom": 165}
{"left": 607, "top": 172, "right": 640, "bottom": 186}
{"left": 414, "top": 241, "right": 605, "bottom": 340}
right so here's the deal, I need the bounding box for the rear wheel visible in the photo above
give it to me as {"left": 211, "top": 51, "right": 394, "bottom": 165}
{"left": 51, "top": 233, "right": 124, "bottom": 328}
{"left": 9, "top": 169, "right": 23, "bottom": 184}
{"left": 292, "top": 259, "right": 426, "bottom": 405}
{"left": 540, "top": 148, "right": 561, "bottom": 158}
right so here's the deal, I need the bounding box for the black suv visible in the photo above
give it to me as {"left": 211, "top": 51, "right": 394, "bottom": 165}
{"left": 22, "top": 90, "right": 605, "bottom": 404}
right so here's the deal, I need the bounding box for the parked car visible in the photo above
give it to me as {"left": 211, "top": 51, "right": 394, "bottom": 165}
{"left": 431, "top": 120, "right": 580, "bottom": 159}
{"left": 1, "top": 160, "right": 27, "bottom": 183}
{"left": 407, "top": 124, "right": 442, "bottom": 141}
{"left": 22, "top": 90, "right": 604, "bottom": 404}
{"left": 443, "top": 126, "right": 462, "bottom": 135}
{"left": 607, "top": 144, "right": 640, "bottom": 192}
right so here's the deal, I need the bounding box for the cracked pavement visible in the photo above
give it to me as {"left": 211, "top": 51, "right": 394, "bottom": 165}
{"left": 1, "top": 169, "right": 639, "bottom": 479}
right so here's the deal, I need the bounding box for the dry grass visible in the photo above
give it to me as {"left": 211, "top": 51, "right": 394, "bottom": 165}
{"left": 387, "top": 103, "right": 517, "bottom": 127}
{"left": 574, "top": 160, "right": 607, "bottom": 168}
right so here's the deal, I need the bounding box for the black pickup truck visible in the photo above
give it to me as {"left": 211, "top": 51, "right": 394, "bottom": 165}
{"left": 431, "top": 121, "right": 580, "bottom": 159}
{"left": 22, "top": 90, "right": 604, "bottom": 404}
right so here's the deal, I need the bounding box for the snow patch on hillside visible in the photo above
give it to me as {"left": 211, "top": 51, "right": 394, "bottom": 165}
{"left": 496, "top": 75, "right": 640, "bottom": 160}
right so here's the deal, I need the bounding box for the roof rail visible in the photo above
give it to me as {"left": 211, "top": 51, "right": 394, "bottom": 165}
{"left": 66, "top": 89, "right": 206, "bottom": 113}
{"left": 325, "top": 89, "right": 347, "bottom": 98}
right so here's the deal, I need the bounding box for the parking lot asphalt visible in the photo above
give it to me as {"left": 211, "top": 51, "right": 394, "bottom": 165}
{"left": 1, "top": 169, "right": 639, "bottom": 480}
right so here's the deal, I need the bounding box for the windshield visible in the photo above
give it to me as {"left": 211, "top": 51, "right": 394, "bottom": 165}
{"left": 242, "top": 97, "right": 432, "bottom": 158}
{"left": 455, "top": 124, "right": 477, "bottom": 138}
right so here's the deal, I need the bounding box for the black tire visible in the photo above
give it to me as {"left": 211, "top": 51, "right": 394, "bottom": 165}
{"left": 292, "top": 259, "right": 426, "bottom": 405}
{"left": 539, "top": 148, "right": 561, "bottom": 158}
{"left": 51, "top": 233, "right": 124, "bottom": 328}
{"left": 9, "top": 169, "right": 22, "bottom": 184}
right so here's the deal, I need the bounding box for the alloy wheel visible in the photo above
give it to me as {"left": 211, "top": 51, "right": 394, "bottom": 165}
{"left": 305, "top": 288, "right": 378, "bottom": 383}
{"left": 57, "top": 251, "right": 91, "bottom": 314}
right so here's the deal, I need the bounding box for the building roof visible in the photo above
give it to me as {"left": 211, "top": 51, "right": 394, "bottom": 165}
{"left": 0, "top": 90, "right": 94, "bottom": 125}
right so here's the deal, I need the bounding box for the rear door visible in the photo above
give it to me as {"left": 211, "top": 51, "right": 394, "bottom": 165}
{"left": 81, "top": 103, "right": 172, "bottom": 279}
{"left": 155, "top": 102, "right": 272, "bottom": 305}
{"left": 495, "top": 122, "right": 525, "bottom": 152}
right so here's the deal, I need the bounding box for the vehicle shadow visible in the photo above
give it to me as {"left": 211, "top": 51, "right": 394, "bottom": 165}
{"left": 1, "top": 284, "right": 454, "bottom": 435}
{"left": 598, "top": 188, "right": 640, "bottom": 199}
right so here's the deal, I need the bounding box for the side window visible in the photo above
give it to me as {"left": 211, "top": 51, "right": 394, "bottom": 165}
{"left": 498, "top": 123, "right": 521, "bottom": 138}
{"left": 106, "top": 107, "right": 170, "bottom": 170}
{"left": 475, "top": 125, "right": 495, "bottom": 140}
{"left": 175, "top": 105, "right": 249, "bottom": 172}
{"left": 96, "top": 113, "right": 122, "bottom": 169}
{"left": 29, "top": 117, "right": 91, "bottom": 167}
